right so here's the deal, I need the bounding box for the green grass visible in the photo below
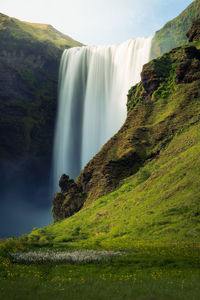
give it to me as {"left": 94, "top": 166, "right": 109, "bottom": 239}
{"left": 25, "top": 122, "right": 200, "bottom": 249}
{"left": 0, "top": 13, "right": 82, "bottom": 50}
{"left": 151, "top": 0, "right": 200, "bottom": 58}
{"left": 1, "top": 9, "right": 200, "bottom": 299}
{"left": 26, "top": 40, "right": 200, "bottom": 247}
{"left": 0, "top": 239, "right": 200, "bottom": 299}
{"left": 1, "top": 270, "right": 199, "bottom": 300}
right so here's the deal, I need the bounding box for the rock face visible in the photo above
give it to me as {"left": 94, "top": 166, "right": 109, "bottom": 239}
{"left": 76, "top": 46, "right": 199, "bottom": 204}
{"left": 53, "top": 35, "right": 200, "bottom": 220}
{"left": 175, "top": 46, "right": 200, "bottom": 84}
{"left": 52, "top": 19, "right": 200, "bottom": 222}
{"left": 187, "top": 18, "right": 200, "bottom": 42}
{"left": 52, "top": 174, "right": 85, "bottom": 222}
{"left": 0, "top": 13, "right": 82, "bottom": 225}
{"left": 68, "top": 37, "right": 200, "bottom": 210}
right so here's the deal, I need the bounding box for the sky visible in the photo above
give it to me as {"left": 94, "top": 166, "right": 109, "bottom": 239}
{"left": 0, "top": 0, "right": 194, "bottom": 45}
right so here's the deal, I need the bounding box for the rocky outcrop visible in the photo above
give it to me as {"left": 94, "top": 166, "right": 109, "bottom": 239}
{"left": 175, "top": 46, "right": 200, "bottom": 84}
{"left": 52, "top": 20, "right": 200, "bottom": 222}
{"left": 187, "top": 18, "right": 200, "bottom": 42}
{"left": 75, "top": 39, "right": 200, "bottom": 205}
{"left": 52, "top": 174, "right": 85, "bottom": 222}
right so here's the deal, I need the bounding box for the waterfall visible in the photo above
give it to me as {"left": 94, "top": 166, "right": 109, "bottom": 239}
{"left": 53, "top": 37, "right": 152, "bottom": 191}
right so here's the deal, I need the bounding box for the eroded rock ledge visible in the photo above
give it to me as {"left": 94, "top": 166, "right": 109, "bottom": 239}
{"left": 187, "top": 18, "right": 200, "bottom": 42}
{"left": 52, "top": 174, "right": 85, "bottom": 222}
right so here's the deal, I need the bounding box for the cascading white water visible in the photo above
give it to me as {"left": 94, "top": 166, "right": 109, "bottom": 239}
{"left": 53, "top": 37, "right": 152, "bottom": 191}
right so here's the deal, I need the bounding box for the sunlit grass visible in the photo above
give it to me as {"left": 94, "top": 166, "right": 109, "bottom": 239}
{"left": 24, "top": 122, "right": 200, "bottom": 249}
{"left": 0, "top": 239, "right": 200, "bottom": 299}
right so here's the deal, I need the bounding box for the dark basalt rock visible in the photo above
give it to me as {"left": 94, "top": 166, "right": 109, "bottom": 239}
{"left": 187, "top": 19, "right": 200, "bottom": 42}
{"left": 141, "top": 61, "right": 162, "bottom": 96}
{"left": 185, "top": 46, "right": 200, "bottom": 60}
{"left": 175, "top": 47, "right": 200, "bottom": 84}
{"left": 78, "top": 171, "right": 93, "bottom": 194}
{"left": 141, "top": 54, "right": 173, "bottom": 97}
{"left": 59, "top": 174, "right": 76, "bottom": 193}
{"left": 52, "top": 174, "right": 85, "bottom": 222}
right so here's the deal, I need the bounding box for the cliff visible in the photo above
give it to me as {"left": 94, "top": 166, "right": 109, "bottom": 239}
{"left": 187, "top": 18, "right": 200, "bottom": 42}
{"left": 76, "top": 43, "right": 200, "bottom": 204}
{"left": 40, "top": 22, "right": 200, "bottom": 246}
{"left": 151, "top": 0, "right": 200, "bottom": 58}
{"left": 0, "top": 13, "right": 82, "bottom": 215}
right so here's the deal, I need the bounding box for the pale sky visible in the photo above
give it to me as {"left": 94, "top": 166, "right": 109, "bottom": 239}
{"left": 0, "top": 0, "right": 194, "bottom": 45}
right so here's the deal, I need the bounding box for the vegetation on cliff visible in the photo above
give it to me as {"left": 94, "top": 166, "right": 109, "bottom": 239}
{"left": 151, "top": 0, "right": 200, "bottom": 58}
{"left": 0, "top": 13, "right": 82, "bottom": 163}
{"left": 0, "top": 13, "right": 82, "bottom": 216}
{"left": 28, "top": 23, "right": 200, "bottom": 247}
{"left": 1, "top": 12, "right": 200, "bottom": 300}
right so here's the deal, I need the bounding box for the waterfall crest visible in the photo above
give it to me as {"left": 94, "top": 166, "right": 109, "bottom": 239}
{"left": 53, "top": 38, "right": 152, "bottom": 191}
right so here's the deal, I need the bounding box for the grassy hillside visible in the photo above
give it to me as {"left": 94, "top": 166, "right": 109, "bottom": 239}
{"left": 0, "top": 13, "right": 82, "bottom": 50}
{"left": 27, "top": 123, "right": 200, "bottom": 248}
{"left": 26, "top": 39, "right": 200, "bottom": 248}
{"left": 151, "top": 0, "right": 200, "bottom": 58}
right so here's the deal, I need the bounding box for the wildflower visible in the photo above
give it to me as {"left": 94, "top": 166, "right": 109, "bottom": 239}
{"left": 10, "top": 250, "right": 122, "bottom": 264}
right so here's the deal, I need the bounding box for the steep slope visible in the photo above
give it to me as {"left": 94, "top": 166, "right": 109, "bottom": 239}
{"left": 0, "top": 13, "right": 82, "bottom": 50}
{"left": 75, "top": 44, "right": 200, "bottom": 205}
{"left": 0, "top": 13, "right": 82, "bottom": 236}
{"left": 28, "top": 27, "right": 200, "bottom": 246}
{"left": 151, "top": 0, "right": 200, "bottom": 58}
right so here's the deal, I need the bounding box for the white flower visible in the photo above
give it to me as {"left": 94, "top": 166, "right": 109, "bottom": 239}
{"left": 10, "top": 250, "right": 122, "bottom": 263}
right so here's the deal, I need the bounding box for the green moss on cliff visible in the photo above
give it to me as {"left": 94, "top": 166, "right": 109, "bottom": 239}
{"left": 27, "top": 39, "right": 200, "bottom": 247}
{"left": 0, "top": 13, "right": 82, "bottom": 179}
{"left": 27, "top": 123, "right": 200, "bottom": 247}
{"left": 0, "top": 13, "right": 82, "bottom": 51}
{"left": 151, "top": 0, "right": 200, "bottom": 58}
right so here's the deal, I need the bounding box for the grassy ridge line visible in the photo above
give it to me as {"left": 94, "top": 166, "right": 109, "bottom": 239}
{"left": 151, "top": 0, "right": 200, "bottom": 58}
{"left": 0, "top": 12, "right": 83, "bottom": 50}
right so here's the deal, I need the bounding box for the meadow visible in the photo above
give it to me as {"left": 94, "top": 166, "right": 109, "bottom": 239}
{"left": 0, "top": 238, "right": 200, "bottom": 299}
{"left": 1, "top": 8, "right": 200, "bottom": 300}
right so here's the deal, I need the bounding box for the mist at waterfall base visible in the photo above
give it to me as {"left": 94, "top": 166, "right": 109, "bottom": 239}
{"left": 54, "top": 38, "right": 152, "bottom": 191}
{"left": 0, "top": 159, "right": 53, "bottom": 238}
